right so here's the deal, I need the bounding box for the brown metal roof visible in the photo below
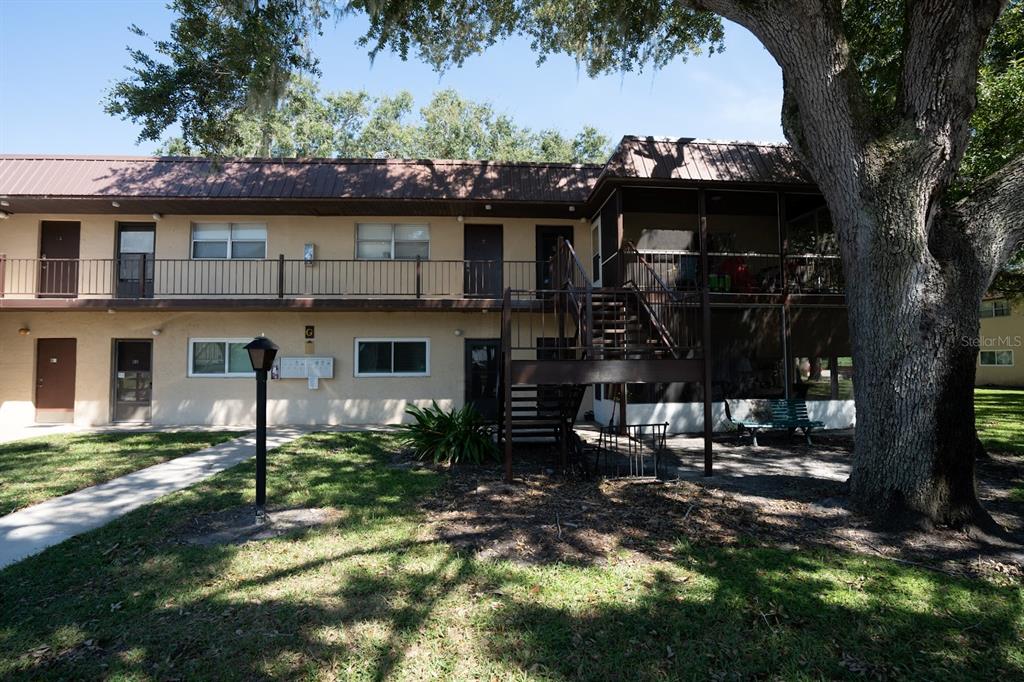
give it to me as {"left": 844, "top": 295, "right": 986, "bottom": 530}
{"left": 0, "top": 139, "right": 814, "bottom": 212}
{"left": 599, "top": 136, "right": 812, "bottom": 185}
{"left": 0, "top": 155, "right": 602, "bottom": 203}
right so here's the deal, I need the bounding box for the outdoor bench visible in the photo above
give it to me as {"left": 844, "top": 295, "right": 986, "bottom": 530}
{"left": 724, "top": 399, "right": 825, "bottom": 446}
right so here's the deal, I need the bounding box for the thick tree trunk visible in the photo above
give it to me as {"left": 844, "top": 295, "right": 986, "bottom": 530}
{"left": 836, "top": 170, "right": 994, "bottom": 530}
{"left": 845, "top": 287, "right": 989, "bottom": 528}
{"left": 694, "top": 0, "right": 1019, "bottom": 531}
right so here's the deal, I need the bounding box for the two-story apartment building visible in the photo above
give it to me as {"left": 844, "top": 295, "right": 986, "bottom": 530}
{"left": 0, "top": 137, "right": 855, "bottom": 433}
{"left": 977, "top": 296, "right": 1022, "bottom": 386}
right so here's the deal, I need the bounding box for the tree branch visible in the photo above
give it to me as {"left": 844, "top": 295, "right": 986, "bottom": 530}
{"left": 899, "top": 0, "right": 1006, "bottom": 183}
{"left": 690, "top": 0, "right": 868, "bottom": 209}
{"left": 951, "top": 151, "right": 1024, "bottom": 285}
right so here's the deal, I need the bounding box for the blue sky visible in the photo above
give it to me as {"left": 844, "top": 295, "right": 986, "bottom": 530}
{"left": 0, "top": 0, "right": 785, "bottom": 155}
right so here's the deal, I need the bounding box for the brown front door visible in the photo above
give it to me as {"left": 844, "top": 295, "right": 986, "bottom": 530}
{"left": 112, "top": 340, "right": 153, "bottom": 422}
{"left": 39, "top": 221, "right": 81, "bottom": 297}
{"left": 464, "top": 224, "right": 503, "bottom": 297}
{"left": 536, "top": 225, "right": 573, "bottom": 291}
{"left": 36, "top": 338, "right": 77, "bottom": 421}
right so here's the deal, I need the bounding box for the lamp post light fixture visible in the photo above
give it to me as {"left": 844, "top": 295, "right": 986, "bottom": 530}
{"left": 244, "top": 335, "right": 279, "bottom": 523}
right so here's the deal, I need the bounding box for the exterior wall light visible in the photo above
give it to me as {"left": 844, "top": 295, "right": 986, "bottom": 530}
{"left": 453, "top": 329, "right": 464, "bottom": 336}
{"left": 0, "top": 210, "right": 10, "bottom": 220}
{"left": 111, "top": 201, "right": 121, "bottom": 208}
{"left": 151, "top": 329, "right": 162, "bottom": 337}
{"left": 18, "top": 327, "right": 30, "bottom": 336}
{"left": 151, "top": 213, "right": 163, "bottom": 220}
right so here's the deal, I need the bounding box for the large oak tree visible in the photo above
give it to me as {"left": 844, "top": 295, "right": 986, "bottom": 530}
{"left": 108, "top": 0, "right": 1024, "bottom": 530}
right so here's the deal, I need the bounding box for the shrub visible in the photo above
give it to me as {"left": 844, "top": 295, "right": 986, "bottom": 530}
{"left": 398, "top": 401, "right": 498, "bottom": 465}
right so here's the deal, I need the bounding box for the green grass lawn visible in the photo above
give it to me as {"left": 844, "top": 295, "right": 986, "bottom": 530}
{"left": 0, "top": 431, "right": 245, "bottom": 516}
{"left": 976, "top": 388, "right": 1024, "bottom": 456}
{"left": 1, "top": 432, "right": 1020, "bottom": 681}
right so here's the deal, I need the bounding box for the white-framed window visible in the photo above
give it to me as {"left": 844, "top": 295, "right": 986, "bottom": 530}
{"left": 188, "top": 338, "right": 255, "bottom": 377}
{"left": 354, "top": 338, "right": 430, "bottom": 377}
{"left": 191, "top": 223, "right": 267, "bottom": 259}
{"left": 980, "top": 299, "right": 1012, "bottom": 318}
{"left": 980, "top": 350, "right": 1014, "bottom": 367}
{"left": 356, "top": 223, "right": 429, "bottom": 260}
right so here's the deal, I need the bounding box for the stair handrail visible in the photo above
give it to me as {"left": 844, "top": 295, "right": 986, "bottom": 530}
{"left": 618, "top": 241, "right": 682, "bottom": 357}
{"left": 555, "top": 238, "right": 594, "bottom": 358}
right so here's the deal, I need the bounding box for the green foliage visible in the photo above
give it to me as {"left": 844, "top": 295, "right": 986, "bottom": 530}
{"left": 349, "top": 0, "right": 724, "bottom": 76}
{"left": 106, "top": 0, "right": 328, "bottom": 156}
{"left": 158, "top": 77, "right": 612, "bottom": 162}
{"left": 960, "top": 2, "right": 1024, "bottom": 191}
{"left": 398, "top": 401, "right": 497, "bottom": 465}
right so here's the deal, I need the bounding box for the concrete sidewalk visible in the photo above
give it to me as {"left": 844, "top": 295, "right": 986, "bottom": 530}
{"left": 0, "top": 427, "right": 307, "bottom": 570}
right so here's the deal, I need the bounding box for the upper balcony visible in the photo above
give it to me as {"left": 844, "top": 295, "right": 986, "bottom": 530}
{"left": 0, "top": 256, "right": 551, "bottom": 310}
{"left": 627, "top": 251, "right": 844, "bottom": 296}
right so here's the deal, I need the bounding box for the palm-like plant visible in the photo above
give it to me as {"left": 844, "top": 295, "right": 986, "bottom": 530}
{"left": 398, "top": 401, "right": 497, "bottom": 465}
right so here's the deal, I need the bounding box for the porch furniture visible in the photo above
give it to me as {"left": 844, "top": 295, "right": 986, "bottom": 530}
{"left": 724, "top": 399, "right": 824, "bottom": 446}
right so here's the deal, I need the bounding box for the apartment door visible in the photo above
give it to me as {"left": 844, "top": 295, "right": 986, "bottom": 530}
{"left": 464, "top": 225, "right": 503, "bottom": 297}
{"left": 112, "top": 340, "right": 153, "bottom": 422}
{"left": 35, "top": 338, "right": 77, "bottom": 421}
{"left": 535, "top": 225, "right": 573, "bottom": 292}
{"left": 38, "top": 221, "right": 80, "bottom": 297}
{"left": 116, "top": 223, "right": 155, "bottom": 298}
{"left": 464, "top": 338, "right": 500, "bottom": 420}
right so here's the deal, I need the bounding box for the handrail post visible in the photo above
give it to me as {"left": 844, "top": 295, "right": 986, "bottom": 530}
{"left": 0, "top": 254, "right": 6, "bottom": 298}
{"left": 415, "top": 255, "right": 422, "bottom": 298}
{"left": 137, "top": 253, "right": 146, "bottom": 299}
{"left": 277, "top": 254, "right": 285, "bottom": 298}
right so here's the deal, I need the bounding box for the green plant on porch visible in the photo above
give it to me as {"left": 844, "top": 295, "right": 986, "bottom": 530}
{"left": 398, "top": 401, "right": 498, "bottom": 465}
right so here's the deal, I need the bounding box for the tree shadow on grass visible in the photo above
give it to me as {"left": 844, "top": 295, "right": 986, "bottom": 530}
{"left": 478, "top": 546, "right": 1024, "bottom": 680}
{"left": 2, "top": 432, "right": 1022, "bottom": 680}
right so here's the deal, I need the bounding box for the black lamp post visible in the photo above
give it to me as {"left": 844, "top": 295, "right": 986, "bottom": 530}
{"left": 244, "top": 335, "right": 279, "bottom": 523}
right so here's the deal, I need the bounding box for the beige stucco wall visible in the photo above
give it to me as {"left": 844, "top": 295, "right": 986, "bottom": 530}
{"left": 1, "top": 213, "right": 590, "bottom": 298}
{"left": 976, "top": 300, "right": 1023, "bottom": 387}
{"left": 0, "top": 309, "right": 551, "bottom": 426}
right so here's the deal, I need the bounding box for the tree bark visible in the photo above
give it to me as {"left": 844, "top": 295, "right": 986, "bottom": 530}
{"left": 838, "top": 186, "right": 988, "bottom": 528}
{"left": 689, "top": 0, "right": 1017, "bottom": 529}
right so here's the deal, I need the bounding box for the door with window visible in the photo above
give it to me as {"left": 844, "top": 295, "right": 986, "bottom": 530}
{"left": 464, "top": 339, "right": 500, "bottom": 420}
{"left": 38, "top": 221, "right": 80, "bottom": 297}
{"left": 35, "top": 338, "right": 76, "bottom": 421}
{"left": 464, "top": 225, "right": 503, "bottom": 297}
{"left": 112, "top": 340, "right": 153, "bottom": 422}
{"left": 116, "top": 223, "right": 155, "bottom": 297}
{"left": 535, "top": 225, "right": 574, "bottom": 292}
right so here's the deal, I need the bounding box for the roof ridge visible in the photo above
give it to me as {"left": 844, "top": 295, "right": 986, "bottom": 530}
{"left": 617, "top": 135, "right": 791, "bottom": 148}
{"left": 0, "top": 154, "right": 605, "bottom": 169}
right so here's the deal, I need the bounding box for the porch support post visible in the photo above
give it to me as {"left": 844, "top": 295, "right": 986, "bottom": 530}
{"left": 698, "top": 189, "right": 713, "bottom": 476}
{"left": 618, "top": 384, "right": 627, "bottom": 435}
{"left": 778, "top": 192, "right": 792, "bottom": 398}
{"left": 502, "top": 289, "right": 514, "bottom": 483}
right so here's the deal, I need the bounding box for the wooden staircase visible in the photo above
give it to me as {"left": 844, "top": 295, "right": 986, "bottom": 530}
{"left": 498, "top": 239, "right": 704, "bottom": 481}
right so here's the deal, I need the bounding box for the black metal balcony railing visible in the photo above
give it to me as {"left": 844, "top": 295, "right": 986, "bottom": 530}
{"left": 619, "top": 251, "right": 844, "bottom": 295}
{"left": 0, "top": 256, "right": 546, "bottom": 300}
